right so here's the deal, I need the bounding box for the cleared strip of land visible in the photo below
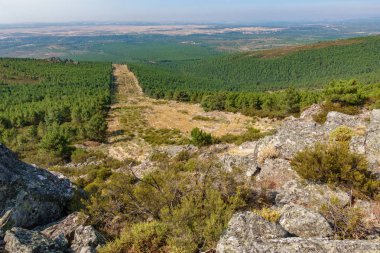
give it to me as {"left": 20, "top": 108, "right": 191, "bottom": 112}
{"left": 104, "top": 64, "right": 279, "bottom": 161}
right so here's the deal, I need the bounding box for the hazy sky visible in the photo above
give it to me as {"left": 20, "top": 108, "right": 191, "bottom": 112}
{"left": 0, "top": 0, "right": 379, "bottom": 24}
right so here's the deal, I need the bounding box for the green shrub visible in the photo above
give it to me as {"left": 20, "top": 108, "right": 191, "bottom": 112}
{"left": 71, "top": 149, "right": 91, "bottom": 163}
{"left": 86, "top": 113, "right": 108, "bottom": 142}
{"left": 329, "top": 126, "right": 356, "bottom": 142}
{"left": 40, "top": 124, "right": 71, "bottom": 159}
{"left": 285, "top": 87, "right": 301, "bottom": 114}
{"left": 99, "top": 221, "right": 169, "bottom": 253}
{"left": 163, "top": 188, "right": 242, "bottom": 252}
{"left": 291, "top": 142, "right": 380, "bottom": 198}
{"left": 84, "top": 155, "right": 249, "bottom": 252}
{"left": 190, "top": 128, "right": 212, "bottom": 147}
{"left": 324, "top": 80, "right": 366, "bottom": 106}
{"left": 320, "top": 197, "right": 368, "bottom": 239}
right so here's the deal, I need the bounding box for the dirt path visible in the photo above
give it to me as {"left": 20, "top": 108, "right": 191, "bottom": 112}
{"left": 103, "top": 64, "right": 280, "bottom": 161}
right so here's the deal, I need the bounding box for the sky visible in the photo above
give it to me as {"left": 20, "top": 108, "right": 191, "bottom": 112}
{"left": 0, "top": 0, "right": 379, "bottom": 24}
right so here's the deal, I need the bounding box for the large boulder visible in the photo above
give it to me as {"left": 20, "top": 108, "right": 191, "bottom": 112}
{"left": 38, "top": 212, "right": 105, "bottom": 253}
{"left": 324, "top": 111, "right": 368, "bottom": 132}
{"left": 275, "top": 180, "right": 351, "bottom": 212}
{"left": 256, "top": 117, "right": 325, "bottom": 160}
{"left": 217, "top": 209, "right": 380, "bottom": 253}
{"left": 4, "top": 228, "right": 66, "bottom": 253}
{"left": 216, "top": 212, "right": 288, "bottom": 252}
{"left": 217, "top": 237, "right": 380, "bottom": 253}
{"left": 4, "top": 214, "right": 105, "bottom": 253}
{"left": 255, "top": 159, "right": 299, "bottom": 189}
{"left": 39, "top": 212, "right": 87, "bottom": 241}
{"left": 0, "top": 144, "right": 74, "bottom": 230}
{"left": 218, "top": 153, "right": 258, "bottom": 176}
{"left": 279, "top": 204, "right": 333, "bottom": 238}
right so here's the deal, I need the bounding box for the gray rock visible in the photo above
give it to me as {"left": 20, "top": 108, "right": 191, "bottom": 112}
{"left": 365, "top": 110, "right": 380, "bottom": 172}
{"left": 217, "top": 237, "right": 380, "bottom": 253}
{"left": 324, "top": 111, "right": 367, "bottom": 131}
{"left": 39, "top": 212, "right": 88, "bottom": 241}
{"left": 218, "top": 153, "right": 258, "bottom": 176}
{"left": 275, "top": 180, "right": 350, "bottom": 212}
{"left": 217, "top": 212, "right": 288, "bottom": 252}
{"left": 37, "top": 213, "right": 105, "bottom": 253}
{"left": 4, "top": 227, "right": 66, "bottom": 253}
{"left": 0, "top": 144, "right": 74, "bottom": 230}
{"left": 256, "top": 159, "right": 299, "bottom": 189}
{"left": 279, "top": 204, "right": 333, "bottom": 238}
{"left": 255, "top": 118, "right": 325, "bottom": 160}
{"left": 350, "top": 136, "right": 367, "bottom": 155}
{"left": 71, "top": 225, "right": 106, "bottom": 253}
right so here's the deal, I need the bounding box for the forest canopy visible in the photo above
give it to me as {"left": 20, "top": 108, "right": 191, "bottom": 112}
{"left": 0, "top": 58, "right": 112, "bottom": 165}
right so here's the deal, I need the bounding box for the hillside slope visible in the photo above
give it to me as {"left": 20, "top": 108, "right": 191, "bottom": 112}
{"left": 130, "top": 35, "right": 380, "bottom": 94}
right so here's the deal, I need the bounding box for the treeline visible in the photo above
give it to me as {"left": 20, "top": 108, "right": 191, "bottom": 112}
{"left": 133, "top": 75, "right": 380, "bottom": 119}
{"left": 130, "top": 35, "right": 380, "bottom": 93}
{"left": 0, "top": 58, "right": 112, "bottom": 165}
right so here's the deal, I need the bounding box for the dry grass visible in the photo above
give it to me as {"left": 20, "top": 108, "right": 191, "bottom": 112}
{"left": 102, "top": 64, "right": 280, "bottom": 162}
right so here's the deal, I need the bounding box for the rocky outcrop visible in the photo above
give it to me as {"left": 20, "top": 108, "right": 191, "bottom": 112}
{"left": 218, "top": 212, "right": 288, "bottom": 247}
{"left": 217, "top": 237, "right": 380, "bottom": 253}
{"left": 219, "top": 109, "right": 379, "bottom": 189}
{"left": 324, "top": 111, "right": 368, "bottom": 131}
{"left": 218, "top": 153, "right": 258, "bottom": 176}
{"left": 0, "top": 144, "right": 74, "bottom": 231}
{"left": 217, "top": 211, "right": 380, "bottom": 253}
{"left": 279, "top": 204, "right": 333, "bottom": 238}
{"left": 4, "top": 228, "right": 66, "bottom": 253}
{"left": 3, "top": 213, "right": 105, "bottom": 253}
{"left": 0, "top": 144, "right": 106, "bottom": 252}
{"left": 255, "top": 159, "right": 299, "bottom": 188}
{"left": 39, "top": 212, "right": 87, "bottom": 240}
{"left": 275, "top": 180, "right": 351, "bottom": 211}
{"left": 37, "top": 212, "right": 105, "bottom": 253}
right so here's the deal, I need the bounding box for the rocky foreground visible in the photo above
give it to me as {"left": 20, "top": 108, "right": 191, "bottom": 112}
{"left": 215, "top": 108, "right": 380, "bottom": 252}
{"left": 0, "top": 145, "right": 104, "bottom": 253}
{"left": 155, "top": 108, "right": 380, "bottom": 252}
{"left": 217, "top": 211, "right": 380, "bottom": 253}
{"left": 1, "top": 107, "right": 380, "bottom": 252}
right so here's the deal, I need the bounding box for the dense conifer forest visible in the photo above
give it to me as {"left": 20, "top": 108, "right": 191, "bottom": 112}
{"left": 130, "top": 36, "right": 380, "bottom": 94}
{"left": 128, "top": 36, "right": 380, "bottom": 117}
{"left": 0, "top": 58, "right": 112, "bottom": 165}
